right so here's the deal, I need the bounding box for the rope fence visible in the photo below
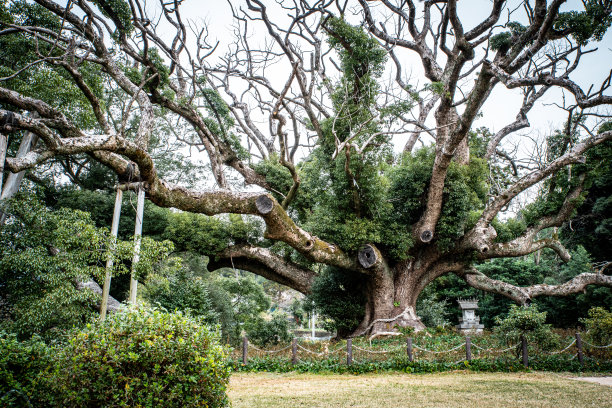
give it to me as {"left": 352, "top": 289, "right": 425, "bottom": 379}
{"left": 236, "top": 331, "right": 610, "bottom": 368}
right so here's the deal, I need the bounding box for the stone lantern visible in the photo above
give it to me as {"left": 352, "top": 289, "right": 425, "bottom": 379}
{"left": 456, "top": 298, "right": 484, "bottom": 333}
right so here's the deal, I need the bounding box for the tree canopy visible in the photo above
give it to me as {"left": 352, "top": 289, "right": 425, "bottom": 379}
{"left": 1, "top": 0, "right": 611, "bottom": 337}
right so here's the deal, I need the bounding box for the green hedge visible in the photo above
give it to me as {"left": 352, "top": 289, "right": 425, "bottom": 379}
{"left": 229, "top": 355, "right": 612, "bottom": 375}
{"left": 1, "top": 307, "right": 231, "bottom": 408}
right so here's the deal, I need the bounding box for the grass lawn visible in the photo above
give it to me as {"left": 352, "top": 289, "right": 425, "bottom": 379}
{"left": 228, "top": 371, "right": 612, "bottom": 408}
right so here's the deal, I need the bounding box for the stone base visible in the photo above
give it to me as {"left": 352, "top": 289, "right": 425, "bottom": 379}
{"left": 456, "top": 323, "right": 484, "bottom": 333}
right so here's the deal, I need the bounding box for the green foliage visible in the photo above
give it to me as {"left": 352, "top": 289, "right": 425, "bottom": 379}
{"left": 124, "top": 47, "right": 170, "bottom": 92}
{"left": 0, "top": 191, "right": 174, "bottom": 338}
{"left": 491, "top": 218, "right": 527, "bottom": 243}
{"left": 554, "top": 0, "right": 612, "bottom": 45}
{"left": 0, "top": 1, "right": 104, "bottom": 128}
{"left": 163, "top": 212, "right": 262, "bottom": 256}
{"left": 490, "top": 21, "right": 527, "bottom": 51}
{"left": 253, "top": 154, "right": 295, "bottom": 202}
{"left": 581, "top": 306, "right": 612, "bottom": 346}
{"left": 387, "top": 147, "right": 488, "bottom": 253}
{"left": 245, "top": 314, "right": 292, "bottom": 347}
{"left": 416, "top": 290, "right": 450, "bottom": 328}
{"left": 325, "top": 17, "right": 387, "bottom": 80}
{"left": 91, "top": 0, "right": 134, "bottom": 34}
{"left": 142, "top": 260, "right": 218, "bottom": 324}
{"left": 307, "top": 267, "right": 365, "bottom": 337}
{"left": 42, "top": 307, "right": 230, "bottom": 407}
{"left": 561, "top": 138, "right": 612, "bottom": 262}
{"left": 230, "top": 354, "right": 612, "bottom": 374}
{"left": 0, "top": 333, "right": 52, "bottom": 407}
{"left": 493, "top": 304, "right": 560, "bottom": 355}
{"left": 52, "top": 187, "right": 171, "bottom": 241}
{"left": 0, "top": 192, "right": 103, "bottom": 339}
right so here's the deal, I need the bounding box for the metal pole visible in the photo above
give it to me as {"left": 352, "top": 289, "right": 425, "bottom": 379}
{"left": 100, "top": 188, "right": 123, "bottom": 320}
{"left": 128, "top": 185, "right": 145, "bottom": 304}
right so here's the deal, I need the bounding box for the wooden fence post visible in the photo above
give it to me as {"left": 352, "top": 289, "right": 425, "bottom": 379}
{"left": 292, "top": 338, "right": 298, "bottom": 365}
{"left": 242, "top": 336, "right": 248, "bottom": 365}
{"left": 465, "top": 337, "right": 472, "bottom": 361}
{"left": 576, "top": 332, "right": 584, "bottom": 366}
{"left": 407, "top": 337, "right": 413, "bottom": 362}
{"left": 521, "top": 335, "right": 528, "bottom": 368}
{"left": 347, "top": 338, "right": 353, "bottom": 365}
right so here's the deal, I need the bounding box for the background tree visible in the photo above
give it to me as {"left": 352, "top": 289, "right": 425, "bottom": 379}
{"left": 1, "top": 0, "right": 611, "bottom": 337}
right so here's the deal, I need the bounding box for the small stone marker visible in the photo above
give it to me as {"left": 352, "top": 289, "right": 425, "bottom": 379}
{"left": 456, "top": 298, "right": 484, "bottom": 333}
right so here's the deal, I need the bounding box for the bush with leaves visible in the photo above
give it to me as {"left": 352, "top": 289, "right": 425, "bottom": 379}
{"left": 0, "top": 191, "right": 174, "bottom": 339}
{"left": 43, "top": 307, "right": 230, "bottom": 408}
{"left": 493, "top": 304, "right": 560, "bottom": 356}
{"left": 307, "top": 266, "right": 365, "bottom": 338}
{"left": 0, "top": 332, "right": 52, "bottom": 407}
{"left": 580, "top": 307, "right": 612, "bottom": 358}
{"left": 416, "top": 289, "right": 450, "bottom": 328}
{"left": 245, "top": 313, "right": 292, "bottom": 347}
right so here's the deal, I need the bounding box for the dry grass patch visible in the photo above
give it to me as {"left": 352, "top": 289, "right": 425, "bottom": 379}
{"left": 229, "top": 372, "right": 612, "bottom": 408}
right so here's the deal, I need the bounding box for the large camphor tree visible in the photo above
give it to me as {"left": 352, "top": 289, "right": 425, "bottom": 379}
{"left": 1, "top": 0, "right": 611, "bottom": 337}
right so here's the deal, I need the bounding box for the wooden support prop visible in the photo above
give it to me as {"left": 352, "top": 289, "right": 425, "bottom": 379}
{"left": 358, "top": 244, "right": 378, "bottom": 269}
{"left": 128, "top": 185, "right": 145, "bottom": 304}
{"left": 242, "top": 336, "right": 248, "bottom": 365}
{"left": 465, "top": 337, "right": 472, "bottom": 361}
{"left": 347, "top": 338, "right": 353, "bottom": 365}
{"left": 0, "top": 130, "right": 38, "bottom": 225}
{"left": 576, "top": 332, "right": 584, "bottom": 366}
{"left": 100, "top": 188, "right": 123, "bottom": 320}
{"left": 407, "top": 337, "right": 414, "bottom": 362}
{"left": 521, "top": 335, "right": 528, "bottom": 368}
{"left": 0, "top": 134, "right": 7, "bottom": 197}
{"left": 292, "top": 338, "right": 298, "bottom": 365}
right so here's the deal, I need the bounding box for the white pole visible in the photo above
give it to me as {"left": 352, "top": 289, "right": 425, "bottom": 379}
{"left": 0, "top": 134, "right": 7, "bottom": 197}
{"left": 0, "top": 131, "right": 38, "bottom": 224}
{"left": 128, "top": 185, "right": 145, "bottom": 304}
{"left": 100, "top": 188, "right": 123, "bottom": 320}
{"left": 311, "top": 304, "right": 316, "bottom": 340}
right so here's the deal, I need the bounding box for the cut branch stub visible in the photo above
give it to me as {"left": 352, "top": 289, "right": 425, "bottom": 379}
{"left": 420, "top": 230, "right": 433, "bottom": 243}
{"left": 358, "top": 244, "right": 378, "bottom": 269}
{"left": 255, "top": 194, "right": 274, "bottom": 215}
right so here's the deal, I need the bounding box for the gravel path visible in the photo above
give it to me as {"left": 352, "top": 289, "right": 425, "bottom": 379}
{"left": 570, "top": 377, "right": 612, "bottom": 386}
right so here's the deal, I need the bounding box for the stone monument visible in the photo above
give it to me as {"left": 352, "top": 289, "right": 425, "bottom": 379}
{"left": 456, "top": 298, "right": 484, "bottom": 333}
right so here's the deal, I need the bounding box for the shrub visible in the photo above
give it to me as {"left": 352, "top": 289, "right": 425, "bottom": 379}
{"left": 44, "top": 307, "right": 230, "bottom": 408}
{"left": 581, "top": 306, "right": 612, "bottom": 358}
{"left": 493, "top": 304, "right": 560, "bottom": 356}
{"left": 246, "top": 314, "right": 292, "bottom": 347}
{"left": 0, "top": 332, "right": 52, "bottom": 407}
{"left": 581, "top": 306, "right": 612, "bottom": 345}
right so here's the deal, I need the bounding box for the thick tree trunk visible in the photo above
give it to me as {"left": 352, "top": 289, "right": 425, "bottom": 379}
{"left": 350, "top": 256, "right": 459, "bottom": 338}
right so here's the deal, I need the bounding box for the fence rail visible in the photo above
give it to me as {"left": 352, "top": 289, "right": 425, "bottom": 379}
{"left": 236, "top": 332, "right": 612, "bottom": 369}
